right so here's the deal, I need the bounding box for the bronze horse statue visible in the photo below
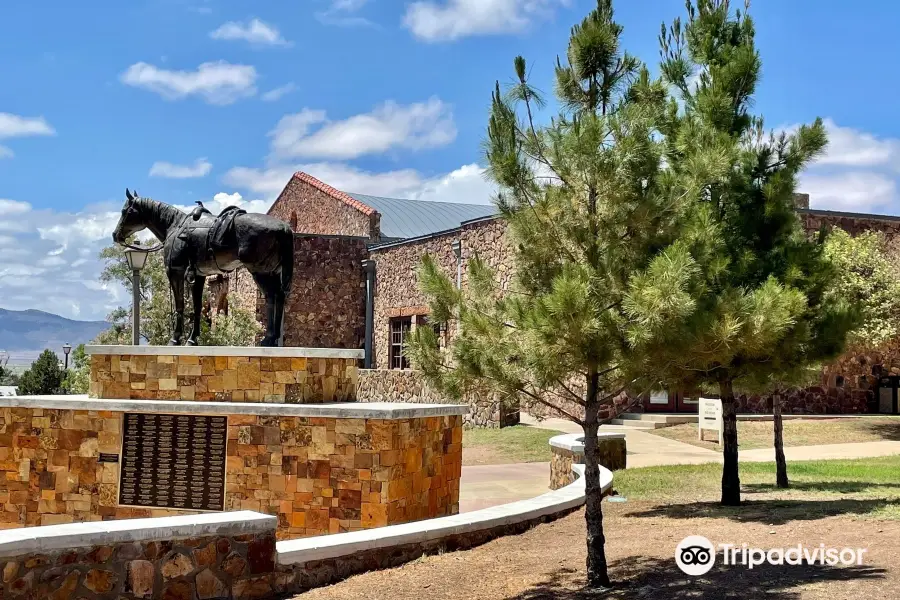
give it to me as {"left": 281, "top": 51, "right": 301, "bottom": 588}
{"left": 112, "top": 189, "right": 294, "bottom": 347}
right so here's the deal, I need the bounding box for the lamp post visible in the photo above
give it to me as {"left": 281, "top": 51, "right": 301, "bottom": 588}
{"left": 62, "top": 343, "right": 72, "bottom": 370}
{"left": 124, "top": 248, "right": 149, "bottom": 346}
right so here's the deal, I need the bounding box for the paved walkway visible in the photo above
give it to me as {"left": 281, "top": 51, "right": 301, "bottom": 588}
{"left": 459, "top": 414, "right": 900, "bottom": 512}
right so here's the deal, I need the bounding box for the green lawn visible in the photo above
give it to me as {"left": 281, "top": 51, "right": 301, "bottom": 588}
{"left": 648, "top": 417, "right": 900, "bottom": 452}
{"left": 462, "top": 425, "right": 564, "bottom": 465}
{"left": 612, "top": 455, "right": 900, "bottom": 521}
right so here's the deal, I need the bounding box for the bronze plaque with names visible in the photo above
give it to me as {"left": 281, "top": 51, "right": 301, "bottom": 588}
{"left": 118, "top": 413, "right": 227, "bottom": 511}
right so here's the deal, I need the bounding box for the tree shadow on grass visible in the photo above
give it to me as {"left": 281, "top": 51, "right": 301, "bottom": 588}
{"left": 856, "top": 422, "right": 900, "bottom": 441}
{"left": 743, "top": 480, "right": 900, "bottom": 495}
{"left": 624, "top": 498, "right": 891, "bottom": 525}
{"left": 506, "top": 555, "right": 885, "bottom": 599}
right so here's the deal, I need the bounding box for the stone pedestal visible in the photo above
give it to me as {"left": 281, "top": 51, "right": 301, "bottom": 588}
{"left": 6, "top": 345, "right": 466, "bottom": 540}
{"left": 87, "top": 346, "right": 363, "bottom": 403}
{"left": 548, "top": 432, "right": 627, "bottom": 490}
{"left": 0, "top": 396, "right": 465, "bottom": 539}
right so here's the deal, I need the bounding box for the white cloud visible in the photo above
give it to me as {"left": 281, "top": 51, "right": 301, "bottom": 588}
{"left": 209, "top": 18, "right": 291, "bottom": 47}
{"left": 800, "top": 171, "right": 897, "bottom": 214}
{"left": 261, "top": 83, "right": 297, "bottom": 102}
{"left": 269, "top": 98, "right": 456, "bottom": 160}
{"left": 120, "top": 61, "right": 258, "bottom": 105}
{"left": 0, "top": 201, "right": 125, "bottom": 320}
{"left": 814, "top": 119, "right": 900, "bottom": 169}
{"left": 37, "top": 210, "right": 121, "bottom": 251}
{"left": 207, "top": 192, "right": 271, "bottom": 214}
{"left": 224, "top": 161, "right": 495, "bottom": 205}
{"left": 0, "top": 113, "right": 55, "bottom": 138}
{"left": 403, "top": 0, "right": 570, "bottom": 42}
{"left": 316, "top": 0, "right": 375, "bottom": 27}
{"left": 149, "top": 158, "right": 213, "bottom": 179}
{"left": 411, "top": 164, "right": 495, "bottom": 204}
{"left": 0, "top": 199, "right": 32, "bottom": 216}
{"left": 0, "top": 113, "right": 55, "bottom": 158}
{"left": 224, "top": 163, "right": 424, "bottom": 198}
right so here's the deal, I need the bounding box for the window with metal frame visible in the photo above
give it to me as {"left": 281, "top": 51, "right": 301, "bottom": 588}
{"left": 389, "top": 317, "right": 412, "bottom": 369}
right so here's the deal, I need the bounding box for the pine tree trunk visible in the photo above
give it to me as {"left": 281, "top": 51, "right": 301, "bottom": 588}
{"left": 773, "top": 392, "right": 789, "bottom": 488}
{"left": 582, "top": 370, "right": 611, "bottom": 589}
{"left": 719, "top": 377, "right": 741, "bottom": 506}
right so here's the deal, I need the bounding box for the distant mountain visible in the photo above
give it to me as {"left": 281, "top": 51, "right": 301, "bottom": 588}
{"left": 0, "top": 308, "right": 109, "bottom": 355}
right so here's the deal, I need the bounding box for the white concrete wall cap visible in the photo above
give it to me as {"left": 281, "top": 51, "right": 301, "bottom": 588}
{"left": 0, "top": 511, "right": 275, "bottom": 558}
{"left": 548, "top": 432, "right": 625, "bottom": 454}
{"left": 85, "top": 345, "right": 364, "bottom": 359}
{"left": 1, "top": 396, "right": 469, "bottom": 419}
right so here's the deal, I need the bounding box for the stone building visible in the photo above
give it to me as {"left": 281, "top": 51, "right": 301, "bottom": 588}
{"left": 229, "top": 172, "right": 900, "bottom": 419}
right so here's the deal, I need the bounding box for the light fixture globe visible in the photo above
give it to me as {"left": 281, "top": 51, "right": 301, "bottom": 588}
{"left": 124, "top": 248, "right": 149, "bottom": 271}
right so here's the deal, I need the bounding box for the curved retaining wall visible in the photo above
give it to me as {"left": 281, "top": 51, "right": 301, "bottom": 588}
{"left": 0, "top": 462, "right": 612, "bottom": 598}
{"left": 549, "top": 432, "right": 627, "bottom": 490}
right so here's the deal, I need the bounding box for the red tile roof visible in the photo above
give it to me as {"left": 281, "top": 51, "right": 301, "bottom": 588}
{"left": 288, "top": 171, "right": 377, "bottom": 216}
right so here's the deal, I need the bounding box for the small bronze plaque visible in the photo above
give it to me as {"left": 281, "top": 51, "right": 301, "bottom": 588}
{"left": 118, "top": 413, "right": 227, "bottom": 511}
{"left": 98, "top": 453, "right": 119, "bottom": 463}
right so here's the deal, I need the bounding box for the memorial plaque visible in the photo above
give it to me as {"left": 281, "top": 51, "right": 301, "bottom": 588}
{"left": 118, "top": 413, "right": 227, "bottom": 511}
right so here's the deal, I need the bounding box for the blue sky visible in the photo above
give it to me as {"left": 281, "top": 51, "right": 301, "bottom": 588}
{"left": 2, "top": 0, "right": 899, "bottom": 321}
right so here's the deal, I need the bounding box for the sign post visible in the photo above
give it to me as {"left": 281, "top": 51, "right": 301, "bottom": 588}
{"left": 698, "top": 397, "right": 723, "bottom": 444}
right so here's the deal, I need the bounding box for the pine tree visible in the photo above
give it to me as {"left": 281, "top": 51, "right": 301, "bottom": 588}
{"left": 409, "top": 1, "right": 694, "bottom": 588}
{"left": 18, "top": 350, "right": 65, "bottom": 395}
{"left": 639, "top": 0, "right": 857, "bottom": 504}
{"left": 63, "top": 344, "right": 91, "bottom": 394}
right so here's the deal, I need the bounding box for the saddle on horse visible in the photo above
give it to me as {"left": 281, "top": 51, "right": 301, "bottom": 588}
{"left": 177, "top": 202, "right": 247, "bottom": 280}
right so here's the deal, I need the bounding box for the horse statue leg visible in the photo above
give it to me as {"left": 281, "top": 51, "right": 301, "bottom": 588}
{"left": 252, "top": 273, "right": 284, "bottom": 347}
{"left": 187, "top": 275, "right": 206, "bottom": 346}
{"left": 168, "top": 268, "right": 186, "bottom": 346}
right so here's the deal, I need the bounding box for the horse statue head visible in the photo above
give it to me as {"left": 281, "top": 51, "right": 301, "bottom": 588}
{"left": 112, "top": 189, "right": 146, "bottom": 244}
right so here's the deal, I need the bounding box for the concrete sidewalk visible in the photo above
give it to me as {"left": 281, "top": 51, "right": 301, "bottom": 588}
{"left": 520, "top": 413, "right": 900, "bottom": 466}
{"left": 459, "top": 462, "right": 550, "bottom": 513}
{"left": 458, "top": 414, "right": 900, "bottom": 512}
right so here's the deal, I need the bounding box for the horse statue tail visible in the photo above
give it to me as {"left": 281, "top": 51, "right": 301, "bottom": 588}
{"left": 280, "top": 228, "right": 294, "bottom": 295}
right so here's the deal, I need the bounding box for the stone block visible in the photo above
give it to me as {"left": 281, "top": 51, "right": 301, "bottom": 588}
{"left": 196, "top": 569, "right": 227, "bottom": 600}
{"left": 126, "top": 560, "right": 154, "bottom": 598}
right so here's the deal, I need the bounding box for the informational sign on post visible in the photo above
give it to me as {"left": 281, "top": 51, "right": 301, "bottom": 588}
{"left": 698, "top": 397, "right": 723, "bottom": 444}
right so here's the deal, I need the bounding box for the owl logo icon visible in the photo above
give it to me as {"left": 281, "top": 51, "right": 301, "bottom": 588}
{"left": 675, "top": 536, "right": 716, "bottom": 575}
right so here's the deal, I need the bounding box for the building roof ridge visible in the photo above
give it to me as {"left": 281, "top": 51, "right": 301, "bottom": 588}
{"left": 284, "top": 171, "right": 377, "bottom": 217}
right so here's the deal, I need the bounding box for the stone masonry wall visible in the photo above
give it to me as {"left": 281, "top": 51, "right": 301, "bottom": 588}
{"left": 549, "top": 440, "right": 627, "bottom": 490}
{"left": 799, "top": 209, "right": 900, "bottom": 237}
{"left": 228, "top": 235, "right": 368, "bottom": 350}
{"left": 0, "top": 531, "right": 276, "bottom": 600}
{"left": 0, "top": 407, "right": 462, "bottom": 540}
{"left": 369, "top": 217, "right": 513, "bottom": 370}
{"left": 357, "top": 369, "right": 519, "bottom": 429}
{"left": 89, "top": 354, "right": 358, "bottom": 403}
{"left": 268, "top": 173, "right": 377, "bottom": 239}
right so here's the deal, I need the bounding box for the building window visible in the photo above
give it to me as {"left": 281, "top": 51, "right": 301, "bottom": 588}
{"left": 390, "top": 317, "right": 412, "bottom": 370}
{"left": 289, "top": 211, "right": 298, "bottom": 231}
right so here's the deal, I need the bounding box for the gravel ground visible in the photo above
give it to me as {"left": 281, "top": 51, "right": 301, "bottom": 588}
{"left": 294, "top": 501, "right": 897, "bottom": 600}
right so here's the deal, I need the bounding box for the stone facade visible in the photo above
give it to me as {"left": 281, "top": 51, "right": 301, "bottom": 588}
{"left": 799, "top": 208, "right": 900, "bottom": 238}
{"left": 0, "top": 530, "right": 276, "bottom": 600}
{"left": 0, "top": 407, "right": 462, "bottom": 540}
{"left": 89, "top": 354, "right": 358, "bottom": 403}
{"left": 229, "top": 235, "right": 368, "bottom": 350}
{"left": 269, "top": 172, "right": 378, "bottom": 239}
{"left": 357, "top": 369, "right": 519, "bottom": 428}
{"left": 369, "top": 217, "right": 512, "bottom": 370}
{"left": 549, "top": 439, "right": 627, "bottom": 491}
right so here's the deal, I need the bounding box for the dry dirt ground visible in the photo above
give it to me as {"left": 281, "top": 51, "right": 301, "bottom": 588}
{"left": 294, "top": 500, "right": 897, "bottom": 600}
{"left": 649, "top": 417, "right": 900, "bottom": 452}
